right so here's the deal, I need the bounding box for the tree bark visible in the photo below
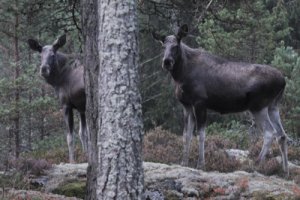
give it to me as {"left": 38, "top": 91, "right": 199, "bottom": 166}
{"left": 40, "top": 87, "right": 46, "bottom": 140}
{"left": 96, "top": 0, "right": 144, "bottom": 199}
{"left": 81, "top": 0, "right": 99, "bottom": 199}
{"left": 13, "top": 0, "right": 20, "bottom": 158}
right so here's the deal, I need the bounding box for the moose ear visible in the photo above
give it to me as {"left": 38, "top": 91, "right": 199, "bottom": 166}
{"left": 28, "top": 39, "right": 42, "bottom": 53}
{"left": 152, "top": 31, "right": 166, "bottom": 44}
{"left": 53, "top": 34, "right": 66, "bottom": 51}
{"left": 177, "top": 24, "right": 189, "bottom": 41}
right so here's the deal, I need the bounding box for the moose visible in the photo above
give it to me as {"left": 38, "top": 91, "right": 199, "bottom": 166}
{"left": 28, "top": 35, "right": 88, "bottom": 163}
{"left": 153, "top": 24, "right": 289, "bottom": 175}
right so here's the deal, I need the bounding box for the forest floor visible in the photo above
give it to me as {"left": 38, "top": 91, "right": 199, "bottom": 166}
{"left": 2, "top": 127, "right": 300, "bottom": 199}
{"left": 2, "top": 161, "right": 300, "bottom": 200}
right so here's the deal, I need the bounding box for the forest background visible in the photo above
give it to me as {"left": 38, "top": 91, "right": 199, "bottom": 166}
{"left": 0, "top": 0, "right": 300, "bottom": 168}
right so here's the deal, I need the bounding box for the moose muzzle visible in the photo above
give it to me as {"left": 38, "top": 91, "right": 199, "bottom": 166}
{"left": 162, "top": 58, "right": 174, "bottom": 71}
{"left": 40, "top": 65, "right": 50, "bottom": 77}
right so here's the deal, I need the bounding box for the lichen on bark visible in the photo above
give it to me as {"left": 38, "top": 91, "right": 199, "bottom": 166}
{"left": 96, "top": 0, "right": 144, "bottom": 199}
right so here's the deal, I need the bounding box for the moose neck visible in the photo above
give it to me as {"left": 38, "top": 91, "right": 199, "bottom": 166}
{"left": 169, "top": 43, "right": 190, "bottom": 82}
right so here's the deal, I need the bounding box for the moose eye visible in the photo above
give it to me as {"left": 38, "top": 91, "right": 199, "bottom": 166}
{"left": 171, "top": 45, "right": 178, "bottom": 51}
{"left": 50, "top": 54, "right": 55, "bottom": 59}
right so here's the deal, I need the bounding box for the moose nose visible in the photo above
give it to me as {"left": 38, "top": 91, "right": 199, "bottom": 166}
{"left": 163, "top": 58, "right": 174, "bottom": 70}
{"left": 40, "top": 65, "right": 50, "bottom": 76}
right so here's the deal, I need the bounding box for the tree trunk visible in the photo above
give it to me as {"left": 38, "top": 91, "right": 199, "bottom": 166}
{"left": 81, "top": 0, "right": 99, "bottom": 199}
{"left": 13, "top": 0, "right": 20, "bottom": 158}
{"left": 40, "top": 87, "right": 46, "bottom": 140}
{"left": 96, "top": 0, "right": 144, "bottom": 199}
{"left": 28, "top": 91, "right": 33, "bottom": 151}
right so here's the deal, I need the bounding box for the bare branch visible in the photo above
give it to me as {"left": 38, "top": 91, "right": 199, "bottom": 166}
{"left": 140, "top": 53, "right": 161, "bottom": 67}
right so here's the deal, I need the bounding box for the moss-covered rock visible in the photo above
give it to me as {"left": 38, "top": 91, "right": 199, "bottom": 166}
{"left": 52, "top": 180, "right": 86, "bottom": 199}
{"left": 252, "top": 191, "right": 295, "bottom": 200}
{"left": 6, "top": 189, "right": 81, "bottom": 200}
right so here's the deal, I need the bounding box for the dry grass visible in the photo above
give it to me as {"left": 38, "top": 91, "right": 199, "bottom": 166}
{"left": 143, "top": 127, "right": 241, "bottom": 172}
{"left": 143, "top": 127, "right": 300, "bottom": 177}
{"left": 7, "top": 158, "right": 52, "bottom": 176}
{"left": 143, "top": 126, "right": 183, "bottom": 164}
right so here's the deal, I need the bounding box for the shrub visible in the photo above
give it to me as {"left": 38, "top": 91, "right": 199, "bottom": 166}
{"left": 257, "top": 158, "right": 282, "bottom": 176}
{"left": 7, "top": 158, "right": 52, "bottom": 176}
{"left": 206, "top": 121, "right": 249, "bottom": 149}
{"left": 143, "top": 127, "right": 183, "bottom": 164}
{"left": 0, "top": 172, "right": 29, "bottom": 190}
{"left": 289, "top": 168, "right": 300, "bottom": 184}
{"left": 143, "top": 126, "right": 294, "bottom": 175}
{"left": 143, "top": 127, "right": 241, "bottom": 172}
{"left": 204, "top": 136, "right": 241, "bottom": 172}
{"left": 287, "top": 146, "right": 300, "bottom": 161}
{"left": 22, "top": 134, "right": 87, "bottom": 164}
{"left": 248, "top": 140, "right": 280, "bottom": 160}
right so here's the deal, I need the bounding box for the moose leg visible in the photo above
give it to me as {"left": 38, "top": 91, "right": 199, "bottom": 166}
{"left": 64, "top": 106, "right": 75, "bottom": 163}
{"left": 181, "top": 105, "right": 195, "bottom": 166}
{"left": 79, "top": 113, "right": 88, "bottom": 153}
{"left": 251, "top": 107, "right": 276, "bottom": 165}
{"left": 268, "top": 104, "right": 289, "bottom": 175}
{"left": 194, "top": 104, "right": 207, "bottom": 169}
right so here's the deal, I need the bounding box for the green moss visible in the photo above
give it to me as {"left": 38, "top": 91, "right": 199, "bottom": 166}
{"left": 52, "top": 180, "right": 86, "bottom": 199}
{"left": 163, "top": 190, "right": 182, "bottom": 200}
{"left": 252, "top": 191, "right": 294, "bottom": 200}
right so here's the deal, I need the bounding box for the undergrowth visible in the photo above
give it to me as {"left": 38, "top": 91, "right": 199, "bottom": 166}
{"left": 143, "top": 126, "right": 300, "bottom": 177}
{"left": 22, "top": 134, "right": 86, "bottom": 164}
{"left": 3, "top": 124, "right": 300, "bottom": 195}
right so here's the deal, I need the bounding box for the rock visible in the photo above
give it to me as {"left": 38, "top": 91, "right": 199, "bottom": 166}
{"left": 225, "top": 149, "right": 250, "bottom": 163}
{"left": 275, "top": 156, "right": 300, "bottom": 170}
{"left": 5, "top": 189, "right": 81, "bottom": 200}
{"left": 144, "top": 162, "right": 300, "bottom": 199}
{"left": 30, "top": 175, "right": 48, "bottom": 188}
{"left": 28, "top": 162, "right": 300, "bottom": 199}
{"left": 44, "top": 163, "right": 88, "bottom": 192}
{"left": 52, "top": 181, "right": 86, "bottom": 199}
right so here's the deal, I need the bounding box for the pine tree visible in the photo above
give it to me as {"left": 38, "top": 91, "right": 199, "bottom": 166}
{"left": 198, "top": 0, "right": 290, "bottom": 63}
{"left": 96, "top": 0, "right": 144, "bottom": 198}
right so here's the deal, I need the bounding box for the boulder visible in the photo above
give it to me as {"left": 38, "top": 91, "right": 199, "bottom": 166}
{"left": 4, "top": 189, "right": 81, "bottom": 200}
{"left": 36, "top": 162, "right": 300, "bottom": 199}
{"left": 144, "top": 162, "right": 300, "bottom": 199}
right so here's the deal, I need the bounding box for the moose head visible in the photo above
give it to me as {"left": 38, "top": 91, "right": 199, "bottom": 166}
{"left": 28, "top": 35, "right": 66, "bottom": 78}
{"left": 152, "top": 24, "right": 188, "bottom": 71}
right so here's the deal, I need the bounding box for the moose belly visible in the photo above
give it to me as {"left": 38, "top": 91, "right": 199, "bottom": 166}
{"left": 206, "top": 95, "right": 249, "bottom": 114}
{"left": 175, "top": 83, "right": 254, "bottom": 113}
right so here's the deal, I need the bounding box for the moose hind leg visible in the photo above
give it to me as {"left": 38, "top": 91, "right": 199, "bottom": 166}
{"left": 181, "top": 105, "right": 195, "bottom": 167}
{"left": 268, "top": 105, "right": 289, "bottom": 175}
{"left": 64, "top": 106, "right": 75, "bottom": 163}
{"left": 79, "top": 113, "right": 88, "bottom": 153}
{"left": 251, "top": 107, "right": 276, "bottom": 164}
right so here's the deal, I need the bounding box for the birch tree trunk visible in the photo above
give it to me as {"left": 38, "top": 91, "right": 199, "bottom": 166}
{"left": 97, "top": 0, "right": 144, "bottom": 199}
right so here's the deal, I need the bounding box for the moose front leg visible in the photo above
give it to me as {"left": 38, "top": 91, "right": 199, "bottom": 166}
{"left": 194, "top": 105, "right": 207, "bottom": 169}
{"left": 181, "top": 105, "right": 195, "bottom": 167}
{"left": 79, "top": 113, "right": 88, "bottom": 153}
{"left": 64, "top": 106, "right": 75, "bottom": 163}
